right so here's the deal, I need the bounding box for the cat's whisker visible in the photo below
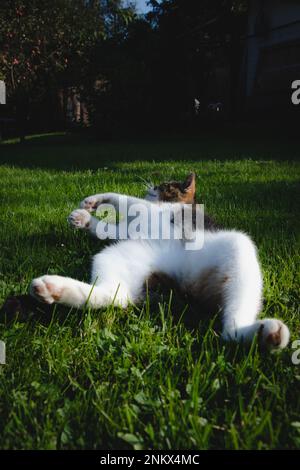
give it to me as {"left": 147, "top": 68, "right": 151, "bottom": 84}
{"left": 136, "top": 175, "right": 152, "bottom": 189}
{"left": 148, "top": 179, "right": 154, "bottom": 190}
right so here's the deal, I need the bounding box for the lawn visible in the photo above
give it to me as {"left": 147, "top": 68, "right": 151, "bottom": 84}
{"left": 0, "top": 131, "right": 299, "bottom": 450}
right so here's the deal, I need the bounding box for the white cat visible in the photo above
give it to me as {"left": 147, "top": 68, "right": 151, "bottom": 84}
{"left": 30, "top": 178, "right": 290, "bottom": 351}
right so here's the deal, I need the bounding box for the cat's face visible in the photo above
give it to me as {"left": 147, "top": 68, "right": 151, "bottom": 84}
{"left": 145, "top": 173, "right": 196, "bottom": 204}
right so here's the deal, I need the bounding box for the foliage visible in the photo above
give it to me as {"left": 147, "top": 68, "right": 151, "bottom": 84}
{"left": 0, "top": 0, "right": 135, "bottom": 134}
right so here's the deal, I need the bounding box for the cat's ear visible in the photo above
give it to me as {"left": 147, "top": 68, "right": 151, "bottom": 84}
{"left": 183, "top": 173, "right": 196, "bottom": 199}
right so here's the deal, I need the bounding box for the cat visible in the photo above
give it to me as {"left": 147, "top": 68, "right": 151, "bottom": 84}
{"left": 29, "top": 174, "right": 290, "bottom": 351}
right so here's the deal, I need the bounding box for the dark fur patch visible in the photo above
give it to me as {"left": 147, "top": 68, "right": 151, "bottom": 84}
{"left": 186, "top": 268, "right": 226, "bottom": 312}
{"left": 158, "top": 183, "right": 194, "bottom": 203}
{"left": 144, "top": 268, "right": 228, "bottom": 330}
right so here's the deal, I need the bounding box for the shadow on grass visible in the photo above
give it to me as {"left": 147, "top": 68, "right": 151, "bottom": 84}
{"left": 0, "top": 131, "right": 299, "bottom": 171}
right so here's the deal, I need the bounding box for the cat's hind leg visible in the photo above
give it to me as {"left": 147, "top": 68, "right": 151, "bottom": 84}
{"left": 220, "top": 233, "right": 290, "bottom": 350}
{"left": 222, "top": 318, "right": 290, "bottom": 350}
{"left": 30, "top": 275, "right": 132, "bottom": 309}
{"left": 30, "top": 238, "right": 154, "bottom": 310}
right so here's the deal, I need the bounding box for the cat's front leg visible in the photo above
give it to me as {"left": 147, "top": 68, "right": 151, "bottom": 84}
{"left": 68, "top": 208, "right": 120, "bottom": 238}
{"left": 80, "top": 193, "right": 154, "bottom": 213}
{"left": 80, "top": 192, "right": 117, "bottom": 212}
{"left": 68, "top": 209, "right": 92, "bottom": 229}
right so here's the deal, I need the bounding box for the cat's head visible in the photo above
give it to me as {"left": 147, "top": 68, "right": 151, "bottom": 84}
{"left": 145, "top": 173, "right": 196, "bottom": 204}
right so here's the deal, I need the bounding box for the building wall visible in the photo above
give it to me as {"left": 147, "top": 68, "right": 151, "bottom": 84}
{"left": 244, "top": 0, "right": 300, "bottom": 114}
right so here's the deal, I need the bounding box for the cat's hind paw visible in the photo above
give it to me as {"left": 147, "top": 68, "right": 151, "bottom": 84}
{"left": 68, "top": 209, "right": 91, "bottom": 229}
{"left": 30, "top": 276, "right": 63, "bottom": 304}
{"left": 259, "top": 319, "right": 290, "bottom": 350}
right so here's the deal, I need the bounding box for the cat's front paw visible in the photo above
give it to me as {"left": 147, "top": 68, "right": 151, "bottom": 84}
{"left": 80, "top": 196, "right": 99, "bottom": 212}
{"left": 68, "top": 209, "right": 91, "bottom": 229}
{"left": 30, "top": 276, "right": 63, "bottom": 304}
{"left": 259, "top": 319, "right": 290, "bottom": 350}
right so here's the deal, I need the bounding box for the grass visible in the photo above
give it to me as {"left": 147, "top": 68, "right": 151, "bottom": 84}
{"left": 0, "top": 131, "right": 299, "bottom": 450}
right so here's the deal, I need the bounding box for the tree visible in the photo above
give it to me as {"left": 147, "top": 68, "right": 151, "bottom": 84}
{"left": 0, "top": 0, "right": 135, "bottom": 139}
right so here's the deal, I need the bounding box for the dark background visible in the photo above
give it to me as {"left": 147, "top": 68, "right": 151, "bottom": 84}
{"left": 1, "top": 0, "right": 300, "bottom": 141}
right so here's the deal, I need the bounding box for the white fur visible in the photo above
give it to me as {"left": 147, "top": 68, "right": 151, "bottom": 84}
{"left": 31, "top": 192, "right": 290, "bottom": 351}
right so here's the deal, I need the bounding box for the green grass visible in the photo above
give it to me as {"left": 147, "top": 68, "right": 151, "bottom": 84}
{"left": 0, "top": 132, "right": 299, "bottom": 450}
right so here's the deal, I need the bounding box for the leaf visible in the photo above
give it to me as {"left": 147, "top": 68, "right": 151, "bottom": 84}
{"left": 117, "top": 432, "right": 143, "bottom": 450}
{"left": 134, "top": 391, "right": 148, "bottom": 405}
